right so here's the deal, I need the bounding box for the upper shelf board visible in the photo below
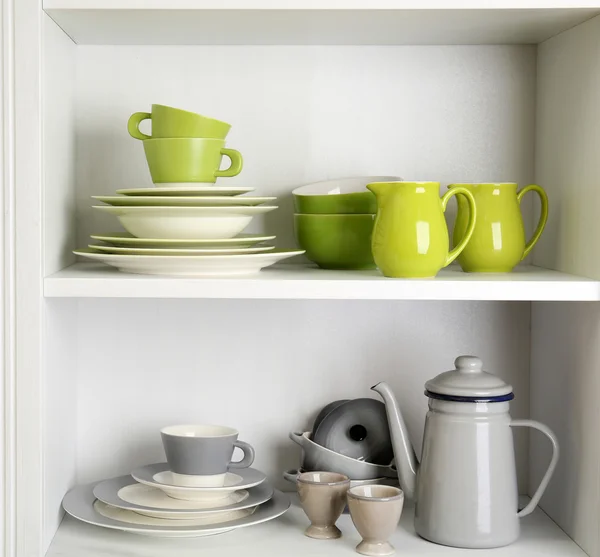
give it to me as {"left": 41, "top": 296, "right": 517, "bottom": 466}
{"left": 43, "top": 2, "right": 600, "bottom": 45}
{"left": 44, "top": 263, "right": 600, "bottom": 301}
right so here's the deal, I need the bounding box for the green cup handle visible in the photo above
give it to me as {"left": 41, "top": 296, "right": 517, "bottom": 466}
{"left": 442, "top": 187, "right": 477, "bottom": 267}
{"left": 214, "top": 148, "right": 243, "bottom": 178}
{"left": 127, "top": 112, "right": 151, "bottom": 140}
{"left": 517, "top": 184, "right": 548, "bottom": 260}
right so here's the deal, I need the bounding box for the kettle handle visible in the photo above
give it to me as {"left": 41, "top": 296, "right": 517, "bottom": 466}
{"left": 510, "top": 420, "right": 559, "bottom": 517}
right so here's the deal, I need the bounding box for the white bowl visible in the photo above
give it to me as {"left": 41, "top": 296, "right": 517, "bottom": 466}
{"left": 93, "top": 205, "right": 277, "bottom": 239}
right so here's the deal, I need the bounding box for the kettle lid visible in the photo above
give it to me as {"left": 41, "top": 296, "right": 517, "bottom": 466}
{"left": 425, "top": 355, "right": 513, "bottom": 401}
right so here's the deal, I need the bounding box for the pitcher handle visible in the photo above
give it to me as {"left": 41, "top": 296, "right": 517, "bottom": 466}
{"left": 516, "top": 184, "right": 548, "bottom": 260}
{"left": 511, "top": 419, "right": 559, "bottom": 517}
{"left": 442, "top": 187, "right": 477, "bottom": 267}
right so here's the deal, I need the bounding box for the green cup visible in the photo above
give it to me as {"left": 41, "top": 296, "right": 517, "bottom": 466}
{"left": 128, "top": 104, "right": 231, "bottom": 140}
{"left": 143, "top": 138, "right": 243, "bottom": 184}
{"left": 294, "top": 213, "right": 376, "bottom": 270}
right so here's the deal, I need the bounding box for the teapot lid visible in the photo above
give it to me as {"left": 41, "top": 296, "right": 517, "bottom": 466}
{"left": 424, "top": 356, "right": 513, "bottom": 402}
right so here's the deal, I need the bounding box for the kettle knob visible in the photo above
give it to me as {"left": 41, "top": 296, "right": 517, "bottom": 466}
{"left": 454, "top": 355, "right": 483, "bottom": 373}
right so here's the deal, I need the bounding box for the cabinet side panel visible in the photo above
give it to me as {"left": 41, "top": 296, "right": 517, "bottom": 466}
{"left": 43, "top": 14, "right": 75, "bottom": 276}
{"left": 535, "top": 14, "right": 600, "bottom": 278}
{"left": 530, "top": 303, "right": 600, "bottom": 556}
{"left": 43, "top": 300, "right": 77, "bottom": 552}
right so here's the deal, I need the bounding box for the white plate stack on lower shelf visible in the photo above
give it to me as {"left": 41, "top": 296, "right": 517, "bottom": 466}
{"left": 74, "top": 185, "right": 304, "bottom": 277}
{"left": 62, "top": 463, "right": 290, "bottom": 538}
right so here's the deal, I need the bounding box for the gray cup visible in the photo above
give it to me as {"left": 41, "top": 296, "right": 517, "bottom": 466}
{"left": 160, "top": 425, "right": 255, "bottom": 483}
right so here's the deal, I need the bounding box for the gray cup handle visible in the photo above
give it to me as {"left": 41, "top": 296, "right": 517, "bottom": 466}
{"left": 283, "top": 469, "right": 300, "bottom": 483}
{"left": 229, "top": 440, "right": 255, "bottom": 469}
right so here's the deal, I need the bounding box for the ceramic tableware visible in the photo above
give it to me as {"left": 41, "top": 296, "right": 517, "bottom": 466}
{"left": 73, "top": 249, "right": 304, "bottom": 277}
{"left": 294, "top": 214, "right": 375, "bottom": 270}
{"left": 131, "top": 463, "right": 267, "bottom": 502}
{"left": 293, "top": 176, "right": 401, "bottom": 214}
{"left": 93, "top": 475, "right": 273, "bottom": 519}
{"left": 90, "top": 232, "right": 275, "bottom": 248}
{"left": 312, "top": 399, "right": 393, "bottom": 465}
{"left": 127, "top": 104, "right": 231, "bottom": 140}
{"left": 63, "top": 483, "right": 290, "bottom": 538}
{"left": 312, "top": 399, "right": 350, "bottom": 433}
{"left": 289, "top": 432, "right": 397, "bottom": 480}
{"left": 367, "top": 181, "right": 477, "bottom": 278}
{"left": 116, "top": 186, "right": 254, "bottom": 196}
{"left": 347, "top": 485, "right": 404, "bottom": 556}
{"left": 372, "top": 355, "right": 559, "bottom": 548}
{"left": 89, "top": 244, "right": 275, "bottom": 256}
{"left": 450, "top": 182, "right": 549, "bottom": 272}
{"left": 297, "top": 471, "right": 350, "bottom": 539}
{"left": 93, "top": 195, "right": 276, "bottom": 207}
{"left": 161, "top": 425, "right": 255, "bottom": 487}
{"left": 143, "top": 138, "right": 242, "bottom": 184}
{"left": 93, "top": 205, "right": 276, "bottom": 239}
{"left": 283, "top": 469, "right": 398, "bottom": 488}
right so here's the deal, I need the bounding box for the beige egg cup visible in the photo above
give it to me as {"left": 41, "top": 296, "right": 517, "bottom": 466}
{"left": 297, "top": 471, "right": 350, "bottom": 539}
{"left": 347, "top": 485, "right": 404, "bottom": 556}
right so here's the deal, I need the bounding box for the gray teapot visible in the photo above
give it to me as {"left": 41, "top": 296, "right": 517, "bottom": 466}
{"left": 372, "top": 356, "right": 559, "bottom": 549}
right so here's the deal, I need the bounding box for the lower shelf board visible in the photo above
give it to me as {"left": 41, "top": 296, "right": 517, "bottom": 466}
{"left": 43, "top": 262, "right": 600, "bottom": 301}
{"left": 46, "top": 495, "right": 585, "bottom": 557}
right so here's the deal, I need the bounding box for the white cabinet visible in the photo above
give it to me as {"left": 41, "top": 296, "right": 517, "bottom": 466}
{"left": 4, "top": 3, "right": 600, "bottom": 557}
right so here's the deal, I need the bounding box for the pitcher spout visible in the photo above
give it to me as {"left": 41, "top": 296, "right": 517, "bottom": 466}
{"left": 371, "top": 381, "right": 419, "bottom": 500}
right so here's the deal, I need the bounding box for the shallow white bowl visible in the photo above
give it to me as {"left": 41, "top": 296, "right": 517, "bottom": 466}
{"left": 93, "top": 205, "right": 277, "bottom": 239}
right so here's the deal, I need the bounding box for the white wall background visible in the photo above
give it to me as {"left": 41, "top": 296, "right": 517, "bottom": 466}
{"left": 72, "top": 44, "right": 536, "bottom": 257}
{"left": 73, "top": 299, "right": 531, "bottom": 493}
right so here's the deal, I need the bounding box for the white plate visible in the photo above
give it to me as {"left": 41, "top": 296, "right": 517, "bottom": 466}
{"left": 96, "top": 500, "right": 255, "bottom": 526}
{"left": 63, "top": 482, "right": 290, "bottom": 538}
{"left": 117, "top": 186, "right": 254, "bottom": 197}
{"left": 73, "top": 248, "right": 305, "bottom": 277}
{"left": 93, "top": 205, "right": 277, "bottom": 240}
{"left": 93, "top": 195, "right": 276, "bottom": 207}
{"left": 131, "top": 463, "right": 267, "bottom": 502}
{"left": 91, "top": 232, "right": 276, "bottom": 248}
{"left": 93, "top": 475, "right": 273, "bottom": 519}
{"left": 89, "top": 244, "right": 275, "bottom": 256}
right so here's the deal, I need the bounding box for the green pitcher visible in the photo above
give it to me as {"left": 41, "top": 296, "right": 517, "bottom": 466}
{"left": 367, "top": 181, "right": 476, "bottom": 278}
{"left": 450, "top": 183, "right": 548, "bottom": 273}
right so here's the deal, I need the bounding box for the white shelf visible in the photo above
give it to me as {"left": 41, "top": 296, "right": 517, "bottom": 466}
{"left": 46, "top": 495, "right": 585, "bottom": 557}
{"left": 42, "top": 1, "right": 600, "bottom": 45}
{"left": 43, "top": 263, "right": 600, "bottom": 301}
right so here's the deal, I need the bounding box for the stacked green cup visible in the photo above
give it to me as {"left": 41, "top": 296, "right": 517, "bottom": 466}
{"left": 292, "top": 176, "right": 401, "bottom": 270}
{"left": 127, "top": 104, "right": 243, "bottom": 184}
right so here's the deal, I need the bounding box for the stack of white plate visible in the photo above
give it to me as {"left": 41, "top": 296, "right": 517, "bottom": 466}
{"left": 63, "top": 463, "right": 290, "bottom": 538}
{"left": 74, "top": 185, "right": 304, "bottom": 276}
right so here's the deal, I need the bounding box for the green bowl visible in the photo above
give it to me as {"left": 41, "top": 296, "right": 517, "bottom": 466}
{"left": 293, "top": 176, "right": 401, "bottom": 214}
{"left": 294, "top": 214, "right": 376, "bottom": 270}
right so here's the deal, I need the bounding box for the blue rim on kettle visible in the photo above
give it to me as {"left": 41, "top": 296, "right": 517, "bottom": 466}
{"left": 425, "top": 390, "right": 515, "bottom": 403}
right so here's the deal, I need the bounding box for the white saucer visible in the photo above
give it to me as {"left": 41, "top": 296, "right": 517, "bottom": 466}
{"left": 93, "top": 475, "right": 273, "bottom": 519}
{"left": 131, "top": 463, "right": 267, "bottom": 502}
{"left": 62, "top": 482, "right": 290, "bottom": 538}
{"left": 89, "top": 244, "right": 275, "bottom": 256}
{"left": 117, "top": 186, "right": 254, "bottom": 197}
{"left": 90, "top": 232, "right": 276, "bottom": 249}
{"left": 93, "top": 195, "right": 275, "bottom": 207}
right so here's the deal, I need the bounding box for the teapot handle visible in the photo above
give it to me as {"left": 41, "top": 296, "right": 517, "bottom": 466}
{"left": 516, "top": 184, "right": 549, "bottom": 260}
{"left": 510, "top": 419, "right": 559, "bottom": 517}
{"left": 442, "top": 187, "right": 477, "bottom": 267}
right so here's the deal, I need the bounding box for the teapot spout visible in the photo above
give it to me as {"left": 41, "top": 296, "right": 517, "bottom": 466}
{"left": 372, "top": 381, "right": 419, "bottom": 500}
